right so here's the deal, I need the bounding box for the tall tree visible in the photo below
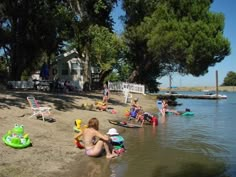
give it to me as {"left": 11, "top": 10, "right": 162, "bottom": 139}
{"left": 122, "top": 0, "right": 230, "bottom": 91}
{"left": 69, "top": 0, "right": 118, "bottom": 86}
{"left": 0, "top": 0, "right": 74, "bottom": 80}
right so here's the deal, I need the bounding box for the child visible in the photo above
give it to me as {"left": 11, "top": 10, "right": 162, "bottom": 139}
{"left": 137, "top": 111, "right": 158, "bottom": 127}
{"left": 74, "top": 118, "right": 118, "bottom": 158}
{"left": 102, "top": 84, "right": 110, "bottom": 104}
{"left": 107, "top": 128, "right": 125, "bottom": 155}
{"left": 129, "top": 98, "right": 142, "bottom": 119}
{"left": 95, "top": 101, "right": 107, "bottom": 111}
{"left": 161, "top": 99, "right": 180, "bottom": 116}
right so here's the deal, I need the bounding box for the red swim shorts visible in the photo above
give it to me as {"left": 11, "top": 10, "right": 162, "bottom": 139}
{"left": 151, "top": 116, "right": 158, "bottom": 126}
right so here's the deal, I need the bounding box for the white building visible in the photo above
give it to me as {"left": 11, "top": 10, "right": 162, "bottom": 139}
{"left": 52, "top": 49, "right": 85, "bottom": 90}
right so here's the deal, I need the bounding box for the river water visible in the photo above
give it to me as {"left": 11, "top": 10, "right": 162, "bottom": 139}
{"left": 69, "top": 91, "right": 236, "bottom": 177}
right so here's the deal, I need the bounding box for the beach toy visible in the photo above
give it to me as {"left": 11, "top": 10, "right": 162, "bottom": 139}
{"left": 124, "top": 109, "right": 130, "bottom": 117}
{"left": 73, "top": 119, "right": 88, "bottom": 132}
{"left": 74, "top": 140, "right": 84, "bottom": 149}
{"left": 181, "top": 111, "right": 194, "bottom": 116}
{"left": 2, "top": 124, "right": 31, "bottom": 149}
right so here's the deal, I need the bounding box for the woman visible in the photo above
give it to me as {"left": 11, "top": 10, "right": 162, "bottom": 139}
{"left": 74, "top": 118, "right": 117, "bottom": 159}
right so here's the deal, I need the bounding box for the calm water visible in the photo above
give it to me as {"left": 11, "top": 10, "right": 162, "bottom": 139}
{"left": 69, "top": 92, "right": 236, "bottom": 177}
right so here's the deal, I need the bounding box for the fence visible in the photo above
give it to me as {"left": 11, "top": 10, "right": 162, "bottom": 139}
{"left": 108, "top": 81, "right": 145, "bottom": 94}
{"left": 7, "top": 81, "right": 34, "bottom": 89}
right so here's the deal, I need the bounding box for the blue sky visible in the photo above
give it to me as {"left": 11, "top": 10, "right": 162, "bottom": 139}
{"left": 112, "top": 0, "right": 236, "bottom": 87}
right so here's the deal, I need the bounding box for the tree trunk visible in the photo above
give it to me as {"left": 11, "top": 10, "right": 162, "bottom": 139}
{"left": 99, "top": 69, "right": 112, "bottom": 86}
{"left": 83, "top": 48, "right": 91, "bottom": 90}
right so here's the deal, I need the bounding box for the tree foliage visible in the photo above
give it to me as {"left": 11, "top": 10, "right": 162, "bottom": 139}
{"left": 0, "top": 0, "right": 231, "bottom": 92}
{"left": 0, "top": 0, "right": 75, "bottom": 80}
{"left": 122, "top": 0, "right": 230, "bottom": 91}
{"left": 222, "top": 71, "right": 236, "bottom": 86}
{"left": 87, "top": 25, "right": 126, "bottom": 83}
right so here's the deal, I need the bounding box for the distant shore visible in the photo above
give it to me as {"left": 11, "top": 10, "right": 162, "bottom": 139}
{"left": 159, "top": 86, "right": 236, "bottom": 92}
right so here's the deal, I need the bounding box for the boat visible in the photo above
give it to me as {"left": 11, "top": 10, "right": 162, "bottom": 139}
{"left": 165, "top": 91, "right": 181, "bottom": 95}
{"left": 202, "top": 90, "right": 227, "bottom": 99}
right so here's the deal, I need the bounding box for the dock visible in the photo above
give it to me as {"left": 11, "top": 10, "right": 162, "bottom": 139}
{"left": 155, "top": 94, "right": 227, "bottom": 100}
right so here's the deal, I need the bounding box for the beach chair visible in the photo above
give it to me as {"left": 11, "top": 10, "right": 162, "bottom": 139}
{"left": 27, "top": 96, "right": 51, "bottom": 122}
{"left": 123, "top": 88, "right": 132, "bottom": 103}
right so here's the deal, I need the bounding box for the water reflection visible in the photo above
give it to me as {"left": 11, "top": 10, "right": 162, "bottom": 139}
{"left": 152, "top": 161, "right": 229, "bottom": 177}
{"left": 67, "top": 157, "right": 111, "bottom": 177}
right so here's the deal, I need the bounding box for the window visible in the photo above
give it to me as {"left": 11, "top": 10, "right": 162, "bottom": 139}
{"left": 71, "top": 62, "right": 79, "bottom": 75}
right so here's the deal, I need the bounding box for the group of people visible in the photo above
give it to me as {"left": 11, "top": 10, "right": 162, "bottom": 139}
{"left": 74, "top": 118, "right": 124, "bottom": 159}
{"left": 129, "top": 98, "right": 158, "bottom": 127}
{"left": 74, "top": 83, "right": 126, "bottom": 159}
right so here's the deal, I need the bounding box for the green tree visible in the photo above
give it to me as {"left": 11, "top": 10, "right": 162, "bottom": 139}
{"left": 88, "top": 25, "right": 125, "bottom": 84}
{"left": 122, "top": 0, "right": 230, "bottom": 91}
{"left": 0, "top": 0, "right": 75, "bottom": 80}
{"left": 222, "top": 71, "right": 236, "bottom": 86}
{"left": 69, "top": 0, "right": 118, "bottom": 86}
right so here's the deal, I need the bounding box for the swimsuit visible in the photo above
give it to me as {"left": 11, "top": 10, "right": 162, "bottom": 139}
{"left": 85, "top": 147, "right": 95, "bottom": 156}
{"left": 103, "top": 88, "right": 109, "bottom": 96}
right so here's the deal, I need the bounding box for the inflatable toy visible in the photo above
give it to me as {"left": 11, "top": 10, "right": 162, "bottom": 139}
{"left": 181, "top": 111, "right": 194, "bottom": 116}
{"left": 73, "top": 119, "right": 88, "bottom": 132}
{"left": 2, "top": 124, "right": 31, "bottom": 149}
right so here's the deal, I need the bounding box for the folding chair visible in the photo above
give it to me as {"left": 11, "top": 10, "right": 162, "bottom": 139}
{"left": 123, "top": 88, "right": 132, "bottom": 103}
{"left": 27, "top": 96, "right": 52, "bottom": 122}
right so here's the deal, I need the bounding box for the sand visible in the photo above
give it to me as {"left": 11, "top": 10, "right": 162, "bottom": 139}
{"left": 0, "top": 89, "right": 157, "bottom": 177}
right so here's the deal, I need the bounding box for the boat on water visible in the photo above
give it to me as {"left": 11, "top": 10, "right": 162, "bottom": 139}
{"left": 202, "top": 90, "right": 227, "bottom": 99}
{"left": 165, "top": 91, "right": 182, "bottom": 96}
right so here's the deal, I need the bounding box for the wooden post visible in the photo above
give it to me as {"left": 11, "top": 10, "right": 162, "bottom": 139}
{"left": 169, "top": 74, "right": 172, "bottom": 93}
{"left": 216, "top": 70, "right": 219, "bottom": 97}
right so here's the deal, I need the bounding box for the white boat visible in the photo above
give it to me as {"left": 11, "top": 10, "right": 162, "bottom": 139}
{"left": 165, "top": 91, "right": 182, "bottom": 95}
{"left": 202, "top": 90, "right": 227, "bottom": 99}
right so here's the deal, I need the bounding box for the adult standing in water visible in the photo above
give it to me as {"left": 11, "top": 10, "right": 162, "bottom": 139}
{"left": 74, "top": 117, "right": 118, "bottom": 159}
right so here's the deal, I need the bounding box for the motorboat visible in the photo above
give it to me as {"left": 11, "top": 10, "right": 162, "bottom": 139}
{"left": 202, "top": 90, "right": 227, "bottom": 99}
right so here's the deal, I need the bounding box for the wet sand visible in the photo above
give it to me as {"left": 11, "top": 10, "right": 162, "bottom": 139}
{"left": 0, "top": 89, "right": 156, "bottom": 177}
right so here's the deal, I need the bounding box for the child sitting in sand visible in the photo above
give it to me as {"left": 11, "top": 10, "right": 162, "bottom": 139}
{"left": 107, "top": 128, "right": 125, "bottom": 155}
{"left": 95, "top": 101, "right": 107, "bottom": 111}
{"left": 129, "top": 98, "right": 142, "bottom": 119}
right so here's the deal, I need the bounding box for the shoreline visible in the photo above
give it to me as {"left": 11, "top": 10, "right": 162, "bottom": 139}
{"left": 159, "top": 86, "right": 236, "bottom": 92}
{"left": 0, "top": 90, "right": 156, "bottom": 177}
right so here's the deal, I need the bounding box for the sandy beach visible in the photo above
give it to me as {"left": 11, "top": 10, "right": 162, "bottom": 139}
{"left": 0, "top": 89, "right": 156, "bottom": 177}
